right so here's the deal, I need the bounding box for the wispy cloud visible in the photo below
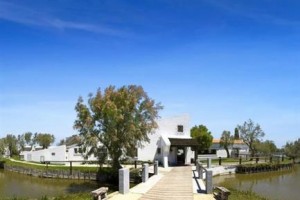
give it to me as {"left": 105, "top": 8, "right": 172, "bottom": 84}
{"left": 0, "top": 1, "right": 126, "bottom": 36}
{"left": 204, "top": 0, "right": 300, "bottom": 27}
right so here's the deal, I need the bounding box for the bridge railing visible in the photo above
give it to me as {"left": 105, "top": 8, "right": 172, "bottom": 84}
{"left": 196, "top": 160, "right": 213, "bottom": 194}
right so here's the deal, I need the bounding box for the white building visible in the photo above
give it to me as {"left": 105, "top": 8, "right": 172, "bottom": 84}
{"left": 20, "top": 144, "right": 99, "bottom": 165}
{"left": 137, "top": 114, "right": 197, "bottom": 167}
{"left": 20, "top": 114, "right": 199, "bottom": 167}
{"left": 210, "top": 139, "right": 249, "bottom": 158}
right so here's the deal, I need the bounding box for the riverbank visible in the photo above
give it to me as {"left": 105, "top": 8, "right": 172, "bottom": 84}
{"left": 213, "top": 164, "right": 299, "bottom": 200}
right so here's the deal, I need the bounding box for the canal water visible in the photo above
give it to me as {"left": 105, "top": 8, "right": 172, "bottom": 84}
{"left": 0, "top": 169, "right": 102, "bottom": 199}
{"left": 213, "top": 164, "right": 300, "bottom": 200}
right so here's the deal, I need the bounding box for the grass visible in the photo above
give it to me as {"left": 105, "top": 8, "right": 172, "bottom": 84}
{"left": 2, "top": 158, "right": 102, "bottom": 173}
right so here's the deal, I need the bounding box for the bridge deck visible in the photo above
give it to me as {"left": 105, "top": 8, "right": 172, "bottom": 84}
{"left": 139, "top": 166, "right": 193, "bottom": 200}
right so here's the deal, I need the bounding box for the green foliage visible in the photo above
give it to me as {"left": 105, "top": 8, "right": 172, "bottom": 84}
{"left": 237, "top": 119, "right": 265, "bottom": 157}
{"left": 255, "top": 140, "right": 277, "bottom": 156}
{"left": 220, "top": 130, "right": 234, "bottom": 158}
{"left": 5, "top": 134, "right": 18, "bottom": 157}
{"left": 74, "top": 85, "right": 162, "bottom": 170}
{"left": 59, "top": 134, "right": 82, "bottom": 146}
{"left": 236, "top": 162, "right": 293, "bottom": 173}
{"left": 190, "top": 125, "right": 213, "bottom": 152}
{"left": 24, "top": 132, "right": 33, "bottom": 146}
{"left": 0, "top": 138, "right": 7, "bottom": 157}
{"left": 284, "top": 138, "right": 300, "bottom": 161}
{"left": 34, "top": 133, "right": 55, "bottom": 149}
{"left": 17, "top": 134, "right": 25, "bottom": 151}
{"left": 234, "top": 127, "right": 239, "bottom": 140}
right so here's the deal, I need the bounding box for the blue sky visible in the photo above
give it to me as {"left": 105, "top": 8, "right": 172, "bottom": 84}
{"left": 0, "top": 0, "right": 299, "bottom": 147}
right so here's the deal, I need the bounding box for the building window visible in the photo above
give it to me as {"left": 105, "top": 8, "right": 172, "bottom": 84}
{"left": 157, "top": 148, "right": 161, "bottom": 154}
{"left": 177, "top": 125, "right": 184, "bottom": 133}
{"left": 51, "top": 152, "right": 55, "bottom": 156}
{"left": 74, "top": 148, "right": 82, "bottom": 154}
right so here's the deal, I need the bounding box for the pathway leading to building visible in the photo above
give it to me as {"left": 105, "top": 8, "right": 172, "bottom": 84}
{"left": 139, "top": 166, "right": 193, "bottom": 200}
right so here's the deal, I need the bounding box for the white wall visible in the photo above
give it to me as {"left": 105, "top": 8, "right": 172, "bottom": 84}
{"left": 22, "top": 145, "right": 67, "bottom": 163}
{"left": 138, "top": 114, "right": 193, "bottom": 165}
{"left": 138, "top": 131, "right": 161, "bottom": 162}
{"left": 48, "top": 145, "right": 67, "bottom": 163}
{"left": 156, "top": 114, "right": 190, "bottom": 138}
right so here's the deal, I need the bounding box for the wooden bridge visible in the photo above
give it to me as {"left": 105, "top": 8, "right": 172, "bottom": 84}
{"left": 139, "top": 166, "right": 193, "bottom": 200}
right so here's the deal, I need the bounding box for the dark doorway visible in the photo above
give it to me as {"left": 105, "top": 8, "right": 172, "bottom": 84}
{"left": 177, "top": 147, "right": 185, "bottom": 165}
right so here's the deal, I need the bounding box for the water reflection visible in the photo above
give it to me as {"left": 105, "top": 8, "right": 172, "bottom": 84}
{"left": 213, "top": 165, "right": 300, "bottom": 200}
{"left": 0, "top": 169, "right": 101, "bottom": 198}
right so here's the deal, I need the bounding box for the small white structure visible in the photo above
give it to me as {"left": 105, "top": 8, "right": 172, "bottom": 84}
{"left": 210, "top": 139, "right": 249, "bottom": 158}
{"left": 21, "top": 145, "right": 67, "bottom": 163}
{"left": 20, "top": 144, "right": 100, "bottom": 165}
{"left": 137, "top": 114, "right": 197, "bottom": 167}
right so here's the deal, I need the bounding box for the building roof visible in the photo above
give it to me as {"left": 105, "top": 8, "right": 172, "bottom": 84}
{"left": 212, "top": 139, "right": 245, "bottom": 144}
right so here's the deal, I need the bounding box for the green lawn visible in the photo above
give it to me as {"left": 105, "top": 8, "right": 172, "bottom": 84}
{"left": 2, "top": 158, "right": 101, "bottom": 173}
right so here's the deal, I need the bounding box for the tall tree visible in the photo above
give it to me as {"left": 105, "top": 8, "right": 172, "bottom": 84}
{"left": 74, "top": 85, "right": 162, "bottom": 170}
{"left": 220, "top": 130, "right": 234, "bottom": 158}
{"left": 24, "top": 132, "right": 33, "bottom": 146}
{"left": 234, "top": 127, "right": 240, "bottom": 140}
{"left": 0, "top": 138, "right": 7, "bottom": 157}
{"left": 17, "top": 134, "right": 25, "bottom": 151}
{"left": 284, "top": 138, "right": 300, "bottom": 163}
{"left": 35, "top": 133, "right": 55, "bottom": 149}
{"left": 6, "top": 134, "right": 18, "bottom": 157}
{"left": 191, "top": 125, "right": 213, "bottom": 156}
{"left": 237, "top": 119, "right": 265, "bottom": 158}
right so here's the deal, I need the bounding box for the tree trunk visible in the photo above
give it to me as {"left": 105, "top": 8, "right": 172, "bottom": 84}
{"left": 225, "top": 148, "right": 230, "bottom": 158}
{"left": 111, "top": 151, "right": 122, "bottom": 171}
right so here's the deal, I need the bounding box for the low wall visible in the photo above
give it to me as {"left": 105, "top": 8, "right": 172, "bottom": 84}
{"left": 4, "top": 164, "right": 99, "bottom": 180}
{"left": 236, "top": 163, "right": 294, "bottom": 174}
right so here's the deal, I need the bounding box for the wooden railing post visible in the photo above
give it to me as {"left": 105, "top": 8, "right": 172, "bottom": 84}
{"left": 70, "top": 161, "right": 73, "bottom": 175}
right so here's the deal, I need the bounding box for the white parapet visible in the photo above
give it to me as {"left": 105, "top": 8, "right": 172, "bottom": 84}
{"left": 163, "top": 156, "right": 168, "bottom": 168}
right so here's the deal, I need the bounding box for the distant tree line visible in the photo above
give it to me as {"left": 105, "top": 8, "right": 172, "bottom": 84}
{"left": 0, "top": 132, "right": 55, "bottom": 157}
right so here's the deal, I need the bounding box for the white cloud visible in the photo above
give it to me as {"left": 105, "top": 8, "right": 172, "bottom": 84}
{"left": 0, "top": 1, "right": 126, "bottom": 36}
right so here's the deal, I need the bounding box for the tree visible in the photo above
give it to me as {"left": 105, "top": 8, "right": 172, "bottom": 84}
{"left": 237, "top": 119, "right": 265, "bottom": 158}
{"left": 234, "top": 128, "right": 239, "bottom": 140}
{"left": 74, "top": 85, "right": 162, "bottom": 170}
{"left": 0, "top": 138, "right": 7, "bottom": 157}
{"left": 17, "top": 134, "right": 25, "bottom": 151}
{"left": 284, "top": 138, "right": 300, "bottom": 163}
{"left": 220, "top": 130, "right": 234, "bottom": 158}
{"left": 6, "top": 134, "right": 18, "bottom": 157}
{"left": 191, "top": 125, "right": 213, "bottom": 155}
{"left": 59, "top": 134, "right": 82, "bottom": 146}
{"left": 34, "top": 133, "right": 55, "bottom": 149}
{"left": 24, "top": 132, "right": 33, "bottom": 146}
{"left": 255, "top": 140, "right": 277, "bottom": 156}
